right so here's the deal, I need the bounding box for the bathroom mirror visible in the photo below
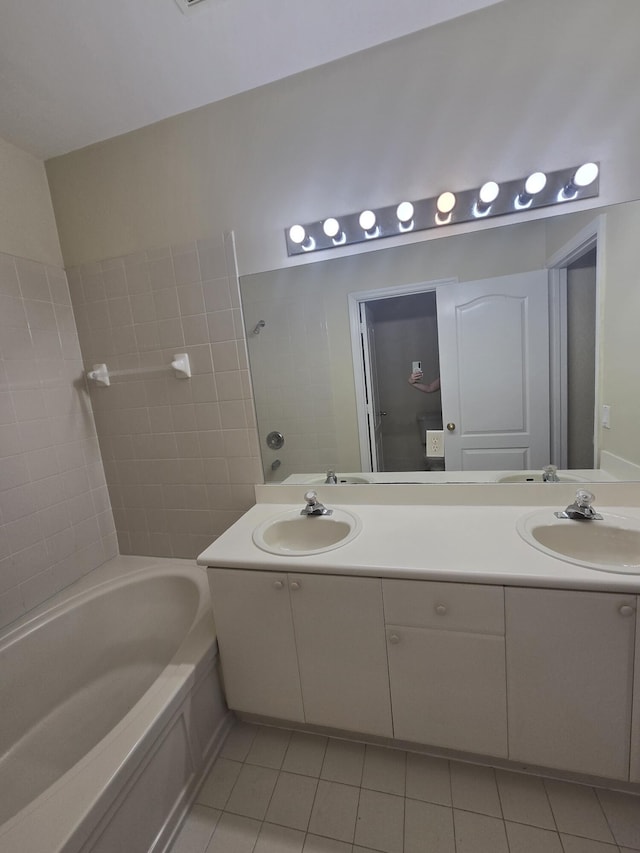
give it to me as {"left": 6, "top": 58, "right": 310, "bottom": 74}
{"left": 240, "top": 199, "right": 640, "bottom": 483}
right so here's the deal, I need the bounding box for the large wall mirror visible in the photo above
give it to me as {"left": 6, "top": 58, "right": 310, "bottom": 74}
{"left": 240, "top": 199, "right": 640, "bottom": 484}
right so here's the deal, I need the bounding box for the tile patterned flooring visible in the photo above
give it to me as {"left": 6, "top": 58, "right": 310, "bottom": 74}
{"left": 170, "top": 721, "right": 640, "bottom": 853}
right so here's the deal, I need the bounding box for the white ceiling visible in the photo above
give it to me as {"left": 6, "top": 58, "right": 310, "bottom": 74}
{"left": 0, "top": 0, "right": 504, "bottom": 160}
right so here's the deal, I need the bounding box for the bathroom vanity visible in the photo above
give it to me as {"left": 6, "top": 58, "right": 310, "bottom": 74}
{"left": 198, "top": 484, "right": 640, "bottom": 787}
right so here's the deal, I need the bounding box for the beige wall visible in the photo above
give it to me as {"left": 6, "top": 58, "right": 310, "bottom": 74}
{"left": 0, "top": 137, "right": 63, "bottom": 267}
{"left": 46, "top": 0, "right": 640, "bottom": 277}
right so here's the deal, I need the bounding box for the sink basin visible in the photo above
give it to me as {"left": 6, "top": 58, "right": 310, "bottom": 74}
{"left": 517, "top": 510, "right": 640, "bottom": 573}
{"left": 253, "top": 507, "right": 362, "bottom": 556}
{"left": 497, "top": 472, "right": 587, "bottom": 483}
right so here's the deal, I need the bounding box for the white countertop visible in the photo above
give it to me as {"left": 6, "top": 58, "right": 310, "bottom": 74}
{"left": 197, "top": 496, "right": 640, "bottom": 594}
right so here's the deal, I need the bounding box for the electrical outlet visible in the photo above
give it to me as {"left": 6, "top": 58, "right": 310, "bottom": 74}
{"left": 426, "top": 429, "right": 444, "bottom": 457}
{"left": 602, "top": 404, "right": 611, "bottom": 429}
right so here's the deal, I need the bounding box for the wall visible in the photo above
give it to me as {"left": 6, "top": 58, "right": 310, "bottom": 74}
{"left": 67, "top": 234, "right": 261, "bottom": 558}
{"left": 46, "top": 0, "right": 640, "bottom": 277}
{"left": 0, "top": 139, "right": 117, "bottom": 631}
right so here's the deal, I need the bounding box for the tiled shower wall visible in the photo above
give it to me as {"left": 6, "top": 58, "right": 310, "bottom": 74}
{"left": 0, "top": 251, "right": 117, "bottom": 630}
{"left": 67, "top": 234, "right": 262, "bottom": 559}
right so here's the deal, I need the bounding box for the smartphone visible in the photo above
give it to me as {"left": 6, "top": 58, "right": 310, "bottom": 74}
{"left": 412, "top": 360, "right": 422, "bottom": 376}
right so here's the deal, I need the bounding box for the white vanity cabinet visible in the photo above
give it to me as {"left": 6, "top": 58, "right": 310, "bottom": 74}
{"left": 505, "top": 587, "right": 637, "bottom": 780}
{"left": 382, "top": 580, "right": 508, "bottom": 757}
{"left": 629, "top": 599, "right": 640, "bottom": 782}
{"left": 207, "top": 569, "right": 393, "bottom": 737}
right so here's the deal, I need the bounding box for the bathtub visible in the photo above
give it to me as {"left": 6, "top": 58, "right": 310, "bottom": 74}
{"left": 0, "top": 556, "right": 230, "bottom": 853}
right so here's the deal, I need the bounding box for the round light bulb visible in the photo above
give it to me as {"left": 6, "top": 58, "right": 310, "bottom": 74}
{"left": 436, "top": 192, "right": 456, "bottom": 215}
{"left": 479, "top": 181, "right": 500, "bottom": 205}
{"left": 524, "top": 172, "right": 547, "bottom": 196}
{"left": 396, "top": 201, "right": 414, "bottom": 223}
{"left": 322, "top": 218, "right": 340, "bottom": 238}
{"left": 574, "top": 162, "right": 599, "bottom": 187}
{"left": 289, "top": 224, "right": 306, "bottom": 244}
{"left": 359, "top": 210, "right": 377, "bottom": 231}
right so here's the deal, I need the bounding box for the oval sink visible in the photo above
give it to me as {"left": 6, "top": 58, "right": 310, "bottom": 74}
{"left": 497, "top": 472, "right": 587, "bottom": 484}
{"left": 253, "top": 508, "right": 362, "bottom": 556}
{"left": 517, "top": 510, "right": 640, "bottom": 573}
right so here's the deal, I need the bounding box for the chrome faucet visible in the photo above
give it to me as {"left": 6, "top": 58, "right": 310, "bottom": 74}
{"left": 300, "top": 490, "right": 333, "bottom": 516}
{"left": 542, "top": 464, "right": 559, "bottom": 483}
{"left": 555, "top": 489, "right": 603, "bottom": 520}
{"left": 324, "top": 470, "right": 338, "bottom": 484}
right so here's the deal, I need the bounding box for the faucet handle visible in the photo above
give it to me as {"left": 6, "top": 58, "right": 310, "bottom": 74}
{"left": 304, "top": 490, "right": 318, "bottom": 506}
{"left": 575, "top": 489, "right": 595, "bottom": 508}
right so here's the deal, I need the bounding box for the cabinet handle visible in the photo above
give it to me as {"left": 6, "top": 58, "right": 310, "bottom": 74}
{"left": 388, "top": 633, "right": 401, "bottom": 645}
{"left": 290, "top": 581, "right": 301, "bottom": 591}
{"left": 435, "top": 604, "right": 448, "bottom": 615}
{"left": 619, "top": 604, "right": 635, "bottom": 617}
{"left": 273, "top": 580, "right": 284, "bottom": 590}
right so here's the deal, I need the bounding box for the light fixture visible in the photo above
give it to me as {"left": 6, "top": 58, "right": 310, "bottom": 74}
{"left": 284, "top": 162, "right": 600, "bottom": 255}
{"left": 561, "top": 162, "right": 599, "bottom": 199}
{"left": 359, "top": 209, "right": 379, "bottom": 238}
{"left": 396, "top": 201, "right": 415, "bottom": 232}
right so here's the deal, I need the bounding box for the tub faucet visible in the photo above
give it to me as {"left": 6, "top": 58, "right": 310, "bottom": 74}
{"left": 325, "top": 470, "right": 338, "bottom": 484}
{"left": 555, "top": 489, "right": 603, "bottom": 520}
{"left": 542, "top": 464, "right": 559, "bottom": 482}
{"left": 301, "top": 490, "right": 333, "bottom": 516}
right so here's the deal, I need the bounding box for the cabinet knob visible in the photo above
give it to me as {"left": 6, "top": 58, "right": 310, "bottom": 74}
{"left": 290, "top": 581, "right": 301, "bottom": 591}
{"left": 273, "top": 580, "right": 284, "bottom": 590}
{"left": 388, "top": 633, "right": 401, "bottom": 645}
{"left": 619, "top": 604, "right": 635, "bottom": 617}
{"left": 435, "top": 604, "right": 448, "bottom": 615}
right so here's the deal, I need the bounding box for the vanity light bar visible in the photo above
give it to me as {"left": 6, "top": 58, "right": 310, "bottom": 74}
{"left": 285, "top": 163, "right": 599, "bottom": 256}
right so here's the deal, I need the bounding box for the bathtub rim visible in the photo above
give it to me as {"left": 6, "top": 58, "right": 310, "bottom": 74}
{"left": 0, "top": 555, "right": 218, "bottom": 853}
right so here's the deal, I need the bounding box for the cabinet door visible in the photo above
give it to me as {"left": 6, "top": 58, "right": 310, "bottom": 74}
{"left": 386, "top": 626, "right": 508, "bottom": 756}
{"left": 207, "top": 568, "right": 304, "bottom": 722}
{"left": 506, "top": 588, "right": 636, "bottom": 780}
{"left": 630, "top": 598, "right": 640, "bottom": 782}
{"left": 289, "top": 573, "right": 393, "bottom": 737}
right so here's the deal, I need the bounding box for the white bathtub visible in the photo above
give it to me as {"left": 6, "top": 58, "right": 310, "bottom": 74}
{"left": 0, "top": 556, "right": 230, "bottom": 853}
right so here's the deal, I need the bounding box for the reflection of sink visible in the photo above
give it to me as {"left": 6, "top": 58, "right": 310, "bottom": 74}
{"left": 517, "top": 510, "right": 640, "bottom": 573}
{"left": 253, "top": 508, "right": 362, "bottom": 556}
{"left": 309, "top": 475, "right": 372, "bottom": 485}
{"left": 497, "top": 472, "right": 587, "bottom": 484}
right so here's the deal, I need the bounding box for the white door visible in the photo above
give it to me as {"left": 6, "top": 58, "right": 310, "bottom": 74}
{"left": 437, "top": 271, "right": 550, "bottom": 471}
{"left": 360, "top": 302, "right": 385, "bottom": 471}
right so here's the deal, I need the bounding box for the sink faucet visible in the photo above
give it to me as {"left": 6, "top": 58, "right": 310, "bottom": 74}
{"left": 542, "top": 464, "right": 559, "bottom": 483}
{"left": 324, "top": 470, "right": 338, "bottom": 484}
{"left": 555, "top": 489, "right": 603, "bottom": 520}
{"left": 300, "top": 490, "right": 333, "bottom": 517}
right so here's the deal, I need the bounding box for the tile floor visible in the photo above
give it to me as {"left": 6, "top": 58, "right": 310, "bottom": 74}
{"left": 170, "top": 721, "right": 640, "bottom": 853}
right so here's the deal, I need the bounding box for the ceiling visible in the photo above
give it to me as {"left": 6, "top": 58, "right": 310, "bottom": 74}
{"left": 0, "top": 0, "right": 504, "bottom": 161}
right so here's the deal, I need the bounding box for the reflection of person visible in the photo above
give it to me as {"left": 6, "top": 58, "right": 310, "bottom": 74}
{"left": 408, "top": 371, "right": 440, "bottom": 394}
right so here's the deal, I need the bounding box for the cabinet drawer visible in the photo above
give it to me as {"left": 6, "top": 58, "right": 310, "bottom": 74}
{"left": 383, "top": 579, "right": 504, "bottom": 634}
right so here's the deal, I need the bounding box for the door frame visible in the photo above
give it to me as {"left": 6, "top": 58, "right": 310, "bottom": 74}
{"left": 546, "top": 215, "right": 604, "bottom": 468}
{"left": 348, "top": 279, "right": 456, "bottom": 471}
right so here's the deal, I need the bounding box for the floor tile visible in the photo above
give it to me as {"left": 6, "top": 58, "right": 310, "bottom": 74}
{"left": 450, "top": 762, "right": 502, "bottom": 818}
{"left": 197, "top": 758, "right": 242, "bottom": 810}
{"left": 305, "top": 836, "right": 353, "bottom": 853}
{"left": 224, "top": 762, "right": 279, "bottom": 820}
{"left": 308, "top": 780, "right": 360, "bottom": 843}
{"left": 405, "top": 752, "right": 451, "bottom": 806}
{"left": 561, "top": 836, "right": 622, "bottom": 853}
{"left": 545, "top": 779, "right": 614, "bottom": 842}
{"left": 245, "top": 725, "right": 292, "bottom": 769}
{"left": 265, "top": 771, "right": 318, "bottom": 831}
{"left": 453, "top": 809, "right": 509, "bottom": 853}
{"left": 505, "top": 821, "right": 563, "bottom": 853}
{"left": 361, "top": 744, "right": 406, "bottom": 796}
{"left": 353, "top": 788, "right": 404, "bottom": 853}
{"left": 205, "top": 812, "right": 261, "bottom": 853}
{"left": 253, "top": 822, "right": 305, "bottom": 853}
{"left": 404, "top": 798, "right": 455, "bottom": 853}
{"left": 495, "top": 769, "right": 555, "bottom": 829}
{"left": 597, "top": 789, "right": 640, "bottom": 849}
{"left": 170, "top": 805, "right": 221, "bottom": 853}
{"left": 219, "top": 722, "right": 259, "bottom": 762}
{"left": 320, "top": 739, "right": 365, "bottom": 787}
{"left": 283, "top": 732, "right": 328, "bottom": 777}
